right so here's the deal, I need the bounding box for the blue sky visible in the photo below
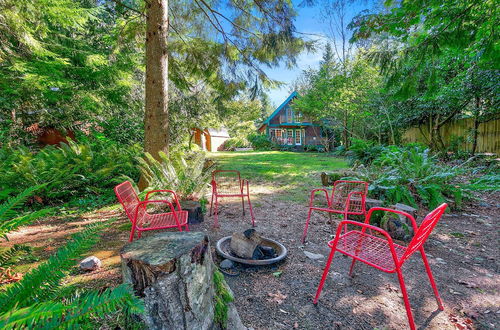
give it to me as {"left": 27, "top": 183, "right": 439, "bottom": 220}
{"left": 264, "top": 0, "right": 375, "bottom": 107}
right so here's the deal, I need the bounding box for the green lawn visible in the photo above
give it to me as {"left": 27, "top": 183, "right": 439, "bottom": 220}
{"left": 209, "top": 151, "right": 348, "bottom": 201}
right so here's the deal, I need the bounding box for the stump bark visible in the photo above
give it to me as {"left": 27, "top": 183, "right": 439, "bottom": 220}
{"left": 121, "top": 232, "right": 221, "bottom": 329}
{"left": 180, "top": 200, "right": 204, "bottom": 224}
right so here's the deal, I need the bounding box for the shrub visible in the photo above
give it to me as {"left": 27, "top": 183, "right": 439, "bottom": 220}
{"left": 0, "top": 138, "right": 141, "bottom": 205}
{"left": 223, "top": 137, "right": 251, "bottom": 150}
{"left": 304, "top": 144, "right": 325, "bottom": 152}
{"left": 138, "top": 150, "right": 216, "bottom": 200}
{"left": 248, "top": 133, "right": 275, "bottom": 150}
{"left": 351, "top": 145, "right": 463, "bottom": 209}
{"left": 347, "top": 138, "right": 386, "bottom": 166}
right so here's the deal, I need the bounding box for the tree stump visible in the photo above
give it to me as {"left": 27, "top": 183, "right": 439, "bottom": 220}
{"left": 121, "top": 232, "right": 219, "bottom": 329}
{"left": 180, "top": 200, "right": 204, "bottom": 224}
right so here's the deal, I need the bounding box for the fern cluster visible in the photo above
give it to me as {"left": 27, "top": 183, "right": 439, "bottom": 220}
{"left": 348, "top": 143, "right": 463, "bottom": 209}
{"left": 0, "top": 138, "right": 141, "bottom": 205}
{"left": 0, "top": 219, "right": 144, "bottom": 327}
{"left": 138, "top": 150, "right": 215, "bottom": 200}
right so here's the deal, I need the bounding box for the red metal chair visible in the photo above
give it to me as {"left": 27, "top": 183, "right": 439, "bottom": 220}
{"left": 313, "top": 203, "right": 448, "bottom": 330}
{"left": 114, "top": 181, "right": 189, "bottom": 242}
{"left": 210, "top": 170, "right": 255, "bottom": 227}
{"left": 302, "top": 180, "right": 368, "bottom": 243}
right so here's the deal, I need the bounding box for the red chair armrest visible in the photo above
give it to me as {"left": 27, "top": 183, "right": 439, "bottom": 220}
{"left": 309, "top": 188, "right": 330, "bottom": 207}
{"left": 364, "top": 207, "right": 418, "bottom": 233}
{"left": 145, "top": 190, "right": 182, "bottom": 211}
{"left": 136, "top": 200, "right": 182, "bottom": 227}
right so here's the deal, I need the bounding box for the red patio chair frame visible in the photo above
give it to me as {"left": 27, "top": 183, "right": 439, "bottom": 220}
{"left": 114, "top": 181, "right": 189, "bottom": 242}
{"left": 302, "top": 180, "right": 368, "bottom": 243}
{"left": 210, "top": 170, "right": 255, "bottom": 227}
{"left": 313, "top": 203, "right": 448, "bottom": 330}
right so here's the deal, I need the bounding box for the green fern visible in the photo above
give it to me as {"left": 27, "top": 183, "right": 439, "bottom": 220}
{"left": 0, "top": 245, "right": 33, "bottom": 267}
{"left": 138, "top": 151, "right": 215, "bottom": 200}
{"left": 0, "top": 284, "right": 144, "bottom": 329}
{"left": 0, "top": 185, "right": 54, "bottom": 240}
{"left": 0, "top": 185, "right": 46, "bottom": 221}
{"left": 0, "top": 219, "right": 113, "bottom": 313}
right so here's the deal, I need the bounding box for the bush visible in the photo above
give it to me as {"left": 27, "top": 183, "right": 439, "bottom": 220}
{"left": 138, "top": 150, "right": 216, "bottom": 200}
{"left": 248, "top": 133, "right": 275, "bottom": 150}
{"left": 351, "top": 145, "right": 463, "bottom": 209}
{"left": 223, "top": 137, "right": 251, "bottom": 150}
{"left": 0, "top": 138, "right": 141, "bottom": 205}
{"left": 347, "top": 138, "right": 386, "bottom": 166}
{"left": 304, "top": 144, "right": 325, "bottom": 152}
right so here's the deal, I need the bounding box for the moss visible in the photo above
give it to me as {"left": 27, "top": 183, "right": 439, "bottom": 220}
{"left": 213, "top": 269, "right": 234, "bottom": 328}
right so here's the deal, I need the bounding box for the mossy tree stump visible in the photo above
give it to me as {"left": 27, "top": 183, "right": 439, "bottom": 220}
{"left": 121, "top": 232, "right": 215, "bottom": 329}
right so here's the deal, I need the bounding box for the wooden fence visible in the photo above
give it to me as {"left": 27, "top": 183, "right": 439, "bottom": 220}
{"left": 403, "top": 118, "right": 500, "bottom": 154}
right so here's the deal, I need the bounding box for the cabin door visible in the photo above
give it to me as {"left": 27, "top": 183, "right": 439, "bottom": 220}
{"left": 295, "top": 129, "right": 302, "bottom": 145}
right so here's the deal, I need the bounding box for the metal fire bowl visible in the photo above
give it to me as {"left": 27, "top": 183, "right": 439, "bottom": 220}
{"left": 215, "top": 236, "right": 287, "bottom": 266}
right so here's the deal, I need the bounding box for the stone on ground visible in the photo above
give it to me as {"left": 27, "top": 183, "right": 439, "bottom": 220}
{"left": 220, "top": 259, "right": 235, "bottom": 269}
{"left": 304, "top": 251, "right": 324, "bottom": 260}
{"left": 79, "top": 256, "right": 101, "bottom": 271}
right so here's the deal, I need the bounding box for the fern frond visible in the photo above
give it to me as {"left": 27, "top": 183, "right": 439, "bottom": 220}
{"left": 0, "top": 208, "right": 54, "bottom": 240}
{"left": 0, "top": 219, "right": 114, "bottom": 313}
{"left": 0, "top": 284, "right": 144, "bottom": 329}
{"left": 0, "top": 245, "right": 33, "bottom": 267}
{"left": 0, "top": 185, "right": 46, "bottom": 221}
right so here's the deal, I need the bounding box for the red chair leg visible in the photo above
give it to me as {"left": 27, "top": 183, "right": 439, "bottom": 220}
{"left": 213, "top": 197, "right": 219, "bottom": 228}
{"left": 247, "top": 194, "right": 255, "bottom": 227}
{"left": 129, "top": 226, "right": 136, "bottom": 242}
{"left": 420, "top": 249, "right": 444, "bottom": 310}
{"left": 185, "top": 224, "right": 190, "bottom": 231}
{"left": 348, "top": 258, "right": 357, "bottom": 276}
{"left": 313, "top": 243, "right": 338, "bottom": 304}
{"left": 137, "top": 231, "right": 142, "bottom": 239}
{"left": 210, "top": 192, "right": 214, "bottom": 216}
{"left": 302, "top": 208, "right": 313, "bottom": 243}
{"left": 241, "top": 195, "right": 245, "bottom": 216}
{"left": 396, "top": 268, "right": 416, "bottom": 330}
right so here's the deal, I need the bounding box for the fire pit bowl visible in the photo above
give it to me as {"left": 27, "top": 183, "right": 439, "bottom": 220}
{"left": 216, "top": 236, "right": 287, "bottom": 266}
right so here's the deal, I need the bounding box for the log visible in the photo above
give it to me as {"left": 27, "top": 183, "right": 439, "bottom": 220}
{"left": 230, "top": 232, "right": 259, "bottom": 259}
{"left": 121, "top": 232, "right": 244, "bottom": 329}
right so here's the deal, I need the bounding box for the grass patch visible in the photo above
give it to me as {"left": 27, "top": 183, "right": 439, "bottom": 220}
{"left": 209, "top": 151, "right": 348, "bottom": 201}
{"left": 213, "top": 269, "right": 234, "bottom": 328}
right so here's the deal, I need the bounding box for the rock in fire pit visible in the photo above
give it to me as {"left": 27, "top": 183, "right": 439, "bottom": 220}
{"left": 216, "top": 229, "right": 287, "bottom": 266}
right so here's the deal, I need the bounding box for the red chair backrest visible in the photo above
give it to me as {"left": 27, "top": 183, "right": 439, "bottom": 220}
{"left": 212, "top": 170, "right": 242, "bottom": 194}
{"left": 114, "top": 181, "right": 144, "bottom": 223}
{"left": 400, "top": 203, "right": 448, "bottom": 263}
{"left": 330, "top": 180, "right": 368, "bottom": 213}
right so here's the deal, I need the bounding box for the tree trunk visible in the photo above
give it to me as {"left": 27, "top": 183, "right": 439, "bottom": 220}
{"left": 140, "top": 0, "right": 169, "bottom": 190}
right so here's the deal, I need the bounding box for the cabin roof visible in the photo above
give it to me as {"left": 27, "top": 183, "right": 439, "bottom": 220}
{"left": 263, "top": 91, "right": 298, "bottom": 125}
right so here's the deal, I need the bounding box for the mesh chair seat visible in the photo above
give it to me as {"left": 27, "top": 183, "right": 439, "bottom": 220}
{"left": 333, "top": 230, "right": 407, "bottom": 272}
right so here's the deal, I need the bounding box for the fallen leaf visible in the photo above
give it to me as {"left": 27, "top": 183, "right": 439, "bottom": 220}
{"left": 267, "top": 291, "right": 287, "bottom": 304}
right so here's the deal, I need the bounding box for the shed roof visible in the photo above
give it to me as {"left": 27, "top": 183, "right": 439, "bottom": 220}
{"left": 207, "top": 128, "right": 230, "bottom": 138}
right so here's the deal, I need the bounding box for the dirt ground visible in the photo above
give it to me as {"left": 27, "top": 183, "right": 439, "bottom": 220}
{"left": 1, "top": 180, "right": 499, "bottom": 329}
